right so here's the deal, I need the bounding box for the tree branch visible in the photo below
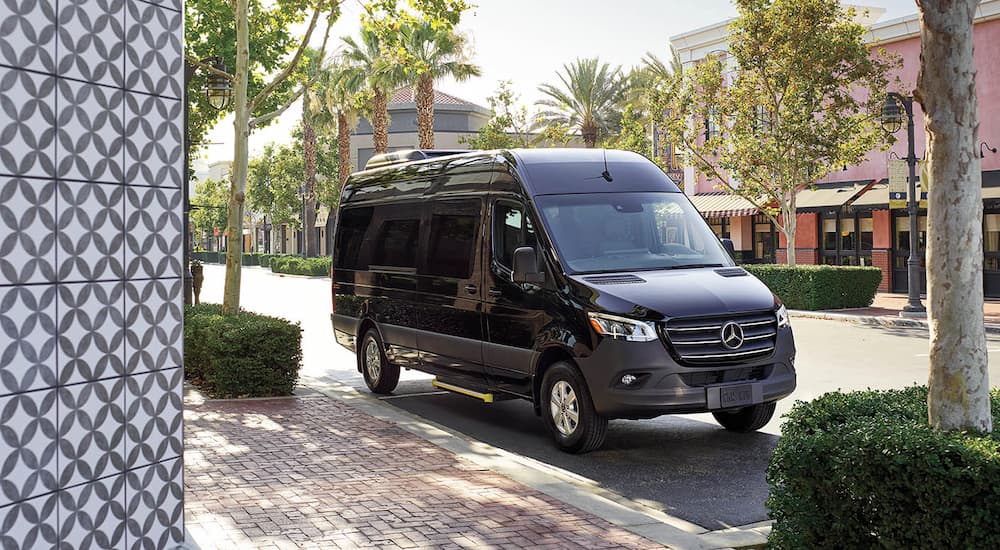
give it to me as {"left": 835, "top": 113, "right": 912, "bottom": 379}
{"left": 185, "top": 54, "right": 235, "bottom": 81}
{"left": 249, "top": 72, "right": 323, "bottom": 129}
{"left": 249, "top": 0, "right": 337, "bottom": 111}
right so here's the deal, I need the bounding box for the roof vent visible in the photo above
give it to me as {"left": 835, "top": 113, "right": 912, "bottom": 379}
{"left": 364, "top": 149, "right": 471, "bottom": 170}
{"left": 714, "top": 267, "right": 748, "bottom": 278}
{"left": 583, "top": 274, "right": 647, "bottom": 285}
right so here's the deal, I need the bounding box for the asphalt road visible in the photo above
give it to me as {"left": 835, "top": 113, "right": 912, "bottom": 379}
{"left": 198, "top": 265, "right": 1000, "bottom": 529}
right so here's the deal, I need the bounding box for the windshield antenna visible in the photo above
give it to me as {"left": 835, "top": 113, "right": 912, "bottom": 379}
{"left": 601, "top": 149, "right": 613, "bottom": 182}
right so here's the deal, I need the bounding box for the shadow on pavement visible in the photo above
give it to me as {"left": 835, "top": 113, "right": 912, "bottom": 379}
{"left": 382, "top": 379, "right": 779, "bottom": 530}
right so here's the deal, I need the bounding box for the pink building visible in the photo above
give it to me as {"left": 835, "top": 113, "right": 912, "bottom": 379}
{"left": 671, "top": 2, "right": 1000, "bottom": 295}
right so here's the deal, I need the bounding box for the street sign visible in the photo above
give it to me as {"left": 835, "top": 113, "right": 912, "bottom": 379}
{"left": 888, "top": 159, "right": 928, "bottom": 209}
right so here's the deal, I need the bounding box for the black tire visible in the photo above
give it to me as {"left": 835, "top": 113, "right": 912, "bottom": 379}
{"left": 360, "top": 329, "right": 399, "bottom": 394}
{"left": 540, "top": 362, "right": 607, "bottom": 453}
{"left": 712, "top": 401, "right": 776, "bottom": 433}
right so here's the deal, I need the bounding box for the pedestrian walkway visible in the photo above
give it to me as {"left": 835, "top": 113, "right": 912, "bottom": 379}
{"left": 790, "top": 292, "right": 1000, "bottom": 331}
{"left": 184, "top": 393, "right": 663, "bottom": 549}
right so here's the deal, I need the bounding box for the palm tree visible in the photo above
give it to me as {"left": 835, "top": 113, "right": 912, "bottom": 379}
{"left": 322, "top": 60, "right": 362, "bottom": 190}
{"left": 535, "top": 58, "right": 627, "bottom": 148}
{"left": 340, "top": 28, "right": 401, "bottom": 154}
{"left": 300, "top": 47, "right": 336, "bottom": 257}
{"left": 399, "top": 21, "right": 480, "bottom": 149}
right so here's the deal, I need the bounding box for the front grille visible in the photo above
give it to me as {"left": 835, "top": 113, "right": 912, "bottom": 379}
{"left": 678, "top": 365, "right": 771, "bottom": 387}
{"left": 662, "top": 311, "right": 778, "bottom": 365}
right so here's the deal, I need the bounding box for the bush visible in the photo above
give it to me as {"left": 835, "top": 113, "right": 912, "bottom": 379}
{"left": 183, "top": 303, "right": 302, "bottom": 398}
{"left": 743, "top": 264, "right": 881, "bottom": 310}
{"left": 241, "top": 252, "right": 260, "bottom": 266}
{"left": 270, "top": 256, "right": 331, "bottom": 277}
{"left": 768, "top": 387, "right": 1000, "bottom": 549}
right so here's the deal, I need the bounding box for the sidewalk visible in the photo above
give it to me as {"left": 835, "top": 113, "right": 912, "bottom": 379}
{"left": 184, "top": 392, "right": 664, "bottom": 549}
{"left": 790, "top": 292, "right": 1000, "bottom": 331}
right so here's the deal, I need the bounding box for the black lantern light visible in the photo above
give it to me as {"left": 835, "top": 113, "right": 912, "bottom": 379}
{"left": 880, "top": 95, "right": 903, "bottom": 134}
{"left": 206, "top": 57, "right": 233, "bottom": 111}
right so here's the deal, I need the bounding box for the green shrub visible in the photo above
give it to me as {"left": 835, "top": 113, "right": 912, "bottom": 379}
{"left": 743, "top": 264, "right": 881, "bottom": 310}
{"left": 241, "top": 252, "right": 260, "bottom": 266}
{"left": 183, "top": 303, "right": 302, "bottom": 398}
{"left": 270, "top": 256, "right": 331, "bottom": 277}
{"left": 768, "top": 387, "right": 1000, "bottom": 549}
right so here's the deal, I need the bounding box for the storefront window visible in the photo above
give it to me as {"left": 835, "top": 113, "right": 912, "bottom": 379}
{"left": 822, "top": 217, "right": 837, "bottom": 251}
{"left": 894, "top": 215, "right": 927, "bottom": 269}
{"left": 985, "top": 214, "right": 1000, "bottom": 271}
{"left": 840, "top": 218, "right": 856, "bottom": 251}
{"left": 753, "top": 215, "right": 775, "bottom": 263}
{"left": 706, "top": 216, "right": 730, "bottom": 239}
{"left": 860, "top": 217, "right": 874, "bottom": 251}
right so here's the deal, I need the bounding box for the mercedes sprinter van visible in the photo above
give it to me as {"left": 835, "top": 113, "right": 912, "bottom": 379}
{"left": 331, "top": 149, "right": 796, "bottom": 453}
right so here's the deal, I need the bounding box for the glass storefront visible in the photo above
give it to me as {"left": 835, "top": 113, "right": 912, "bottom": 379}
{"left": 753, "top": 215, "right": 776, "bottom": 263}
{"left": 707, "top": 216, "right": 730, "bottom": 239}
{"left": 820, "top": 210, "right": 873, "bottom": 266}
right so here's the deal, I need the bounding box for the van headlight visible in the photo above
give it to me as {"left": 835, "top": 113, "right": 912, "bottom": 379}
{"left": 776, "top": 304, "right": 790, "bottom": 328}
{"left": 588, "top": 312, "right": 658, "bottom": 342}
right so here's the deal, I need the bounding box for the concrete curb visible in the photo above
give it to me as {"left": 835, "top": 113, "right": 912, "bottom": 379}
{"left": 299, "top": 375, "right": 771, "bottom": 550}
{"left": 789, "top": 309, "right": 1000, "bottom": 334}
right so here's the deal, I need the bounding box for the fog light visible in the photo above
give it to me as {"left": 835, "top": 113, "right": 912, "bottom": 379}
{"left": 621, "top": 374, "right": 638, "bottom": 386}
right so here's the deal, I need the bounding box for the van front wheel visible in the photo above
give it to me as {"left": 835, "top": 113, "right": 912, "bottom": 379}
{"left": 541, "top": 362, "right": 607, "bottom": 453}
{"left": 712, "top": 401, "right": 776, "bottom": 433}
{"left": 361, "top": 330, "right": 399, "bottom": 394}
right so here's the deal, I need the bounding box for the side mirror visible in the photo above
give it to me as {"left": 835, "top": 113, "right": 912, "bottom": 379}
{"left": 721, "top": 238, "right": 736, "bottom": 258}
{"left": 512, "top": 246, "right": 545, "bottom": 284}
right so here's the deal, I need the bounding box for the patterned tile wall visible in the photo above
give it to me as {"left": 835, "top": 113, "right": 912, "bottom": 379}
{"left": 1, "top": 0, "right": 184, "bottom": 547}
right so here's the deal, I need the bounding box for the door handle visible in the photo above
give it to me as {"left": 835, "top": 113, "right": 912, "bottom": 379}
{"left": 488, "top": 288, "right": 502, "bottom": 297}
{"left": 465, "top": 284, "right": 478, "bottom": 295}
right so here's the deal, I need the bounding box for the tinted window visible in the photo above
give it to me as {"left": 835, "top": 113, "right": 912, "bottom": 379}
{"left": 427, "top": 212, "right": 478, "bottom": 278}
{"left": 373, "top": 218, "right": 420, "bottom": 269}
{"left": 334, "top": 207, "right": 373, "bottom": 270}
{"left": 493, "top": 203, "right": 536, "bottom": 269}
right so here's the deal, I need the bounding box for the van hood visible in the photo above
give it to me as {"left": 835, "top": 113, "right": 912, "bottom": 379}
{"left": 569, "top": 267, "right": 777, "bottom": 320}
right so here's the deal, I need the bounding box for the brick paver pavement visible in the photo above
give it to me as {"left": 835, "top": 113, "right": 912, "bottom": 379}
{"left": 184, "top": 394, "right": 665, "bottom": 549}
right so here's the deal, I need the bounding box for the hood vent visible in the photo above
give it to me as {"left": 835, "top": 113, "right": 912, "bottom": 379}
{"left": 715, "top": 268, "right": 748, "bottom": 278}
{"left": 583, "top": 274, "right": 646, "bottom": 285}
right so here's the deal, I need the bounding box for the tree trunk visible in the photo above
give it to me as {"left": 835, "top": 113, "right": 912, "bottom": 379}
{"left": 338, "top": 111, "right": 351, "bottom": 186}
{"left": 302, "top": 93, "right": 318, "bottom": 257}
{"left": 782, "top": 194, "right": 797, "bottom": 266}
{"left": 918, "top": 0, "right": 992, "bottom": 433}
{"left": 416, "top": 73, "right": 435, "bottom": 149}
{"left": 581, "top": 119, "right": 597, "bottom": 148}
{"left": 372, "top": 87, "right": 389, "bottom": 154}
{"left": 222, "top": 0, "right": 250, "bottom": 315}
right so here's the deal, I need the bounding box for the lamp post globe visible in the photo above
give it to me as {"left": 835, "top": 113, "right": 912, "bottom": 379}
{"left": 205, "top": 57, "right": 233, "bottom": 111}
{"left": 880, "top": 94, "right": 903, "bottom": 134}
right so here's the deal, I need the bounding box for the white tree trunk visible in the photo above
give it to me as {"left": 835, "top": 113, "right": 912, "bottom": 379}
{"left": 918, "top": 0, "right": 992, "bottom": 433}
{"left": 784, "top": 195, "right": 797, "bottom": 266}
{"left": 222, "top": 0, "right": 250, "bottom": 315}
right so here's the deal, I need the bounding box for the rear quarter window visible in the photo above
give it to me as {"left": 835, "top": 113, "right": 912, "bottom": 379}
{"left": 334, "top": 207, "right": 373, "bottom": 270}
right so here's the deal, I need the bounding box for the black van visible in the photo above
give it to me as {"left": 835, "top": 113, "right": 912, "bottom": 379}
{"left": 331, "top": 149, "right": 796, "bottom": 453}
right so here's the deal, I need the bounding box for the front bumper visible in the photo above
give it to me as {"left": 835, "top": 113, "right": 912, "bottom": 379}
{"left": 576, "top": 326, "right": 796, "bottom": 419}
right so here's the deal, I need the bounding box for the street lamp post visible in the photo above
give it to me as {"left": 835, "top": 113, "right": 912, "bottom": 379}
{"left": 183, "top": 56, "right": 233, "bottom": 304}
{"left": 298, "top": 185, "right": 307, "bottom": 258}
{"left": 881, "top": 92, "right": 926, "bottom": 316}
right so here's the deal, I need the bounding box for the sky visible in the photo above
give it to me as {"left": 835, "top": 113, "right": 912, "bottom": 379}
{"left": 194, "top": 0, "right": 919, "bottom": 177}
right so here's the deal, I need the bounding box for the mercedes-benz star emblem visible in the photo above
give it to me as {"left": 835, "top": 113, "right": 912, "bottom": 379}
{"left": 720, "top": 321, "right": 745, "bottom": 350}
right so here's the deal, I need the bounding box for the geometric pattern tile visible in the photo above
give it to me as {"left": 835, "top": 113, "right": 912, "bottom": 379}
{"left": 124, "top": 0, "right": 181, "bottom": 98}
{"left": 0, "top": 285, "right": 57, "bottom": 395}
{"left": 58, "top": 474, "right": 127, "bottom": 550}
{"left": 0, "top": 68, "right": 56, "bottom": 178}
{"left": 124, "top": 186, "right": 181, "bottom": 279}
{"left": 0, "top": 389, "right": 58, "bottom": 507}
{"left": 125, "top": 457, "right": 182, "bottom": 550}
{"left": 0, "top": 0, "right": 57, "bottom": 73}
{"left": 57, "top": 282, "right": 125, "bottom": 385}
{"left": 124, "top": 279, "right": 181, "bottom": 375}
{"left": 0, "top": 177, "right": 57, "bottom": 285}
{"left": 56, "top": 182, "right": 125, "bottom": 283}
{"left": 58, "top": 379, "right": 125, "bottom": 488}
{"left": 56, "top": 0, "right": 125, "bottom": 88}
{"left": 56, "top": 79, "right": 125, "bottom": 183}
{"left": 0, "top": 491, "right": 59, "bottom": 549}
{"left": 124, "top": 94, "right": 182, "bottom": 188}
{"left": 124, "top": 368, "right": 181, "bottom": 469}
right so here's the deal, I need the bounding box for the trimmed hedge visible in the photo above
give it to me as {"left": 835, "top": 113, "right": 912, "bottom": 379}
{"left": 241, "top": 252, "right": 259, "bottom": 266}
{"left": 743, "top": 264, "right": 881, "bottom": 310}
{"left": 768, "top": 387, "right": 1000, "bottom": 549}
{"left": 270, "top": 256, "right": 332, "bottom": 277}
{"left": 183, "top": 303, "right": 302, "bottom": 398}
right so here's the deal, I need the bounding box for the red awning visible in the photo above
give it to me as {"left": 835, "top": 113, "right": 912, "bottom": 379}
{"left": 689, "top": 193, "right": 759, "bottom": 218}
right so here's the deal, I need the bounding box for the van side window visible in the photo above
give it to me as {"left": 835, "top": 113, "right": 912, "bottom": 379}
{"left": 334, "top": 207, "right": 373, "bottom": 270}
{"left": 426, "top": 202, "right": 479, "bottom": 279}
{"left": 494, "top": 202, "right": 536, "bottom": 269}
{"left": 373, "top": 218, "right": 420, "bottom": 269}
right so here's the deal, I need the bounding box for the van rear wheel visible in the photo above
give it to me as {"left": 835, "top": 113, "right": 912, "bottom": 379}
{"left": 712, "top": 402, "right": 776, "bottom": 433}
{"left": 361, "top": 330, "right": 399, "bottom": 394}
{"left": 541, "top": 362, "right": 607, "bottom": 453}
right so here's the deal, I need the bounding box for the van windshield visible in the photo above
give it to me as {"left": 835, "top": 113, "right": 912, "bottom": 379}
{"left": 534, "top": 192, "right": 734, "bottom": 273}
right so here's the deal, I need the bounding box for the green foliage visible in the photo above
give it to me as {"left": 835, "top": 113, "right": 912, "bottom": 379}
{"left": 190, "top": 178, "right": 229, "bottom": 239}
{"left": 604, "top": 104, "right": 651, "bottom": 158}
{"left": 650, "top": 0, "right": 898, "bottom": 260}
{"left": 270, "top": 256, "right": 332, "bottom": 276}
{"left": 184, "top": 304, "right": 303, "bottom": 398}
{"left": 743, "top": 264, "right": 881, "bottom": 310}
{"left": 535, "top": 57, "right": 627, "bottom": 148}
{"left": 360, "top": 0, "right": 471, "bottom": 64}
{"left": 398, "top": 19, "right": 479, "bottom": 81}
{"left": 241, "top": 253, "right": 260, "bottom": 266}
{"left": 461, "top": 80, "right": 532, "bottom": 149}
{"left": 768, "top": 387, "right": 1000, "bottom": 549}
{"left": 247, "top": 143, "right": 304, "bottom": 228}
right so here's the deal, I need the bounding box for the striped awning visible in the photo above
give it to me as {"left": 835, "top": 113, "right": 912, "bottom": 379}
{"left": 688, "top": 193, "right": 760, "bottom": 218}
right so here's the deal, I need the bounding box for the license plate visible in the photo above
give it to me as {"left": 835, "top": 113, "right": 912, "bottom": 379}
{"left": 718, "top": 384, "right": 754, "bottom": 408}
